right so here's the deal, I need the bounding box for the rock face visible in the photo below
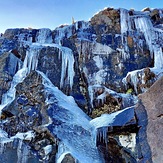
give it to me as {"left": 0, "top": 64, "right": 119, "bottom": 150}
{"left": 0, "top": 7, "right": 163, "bottom": 163}
{"left": 0, "top": 52, "right": 22, "bottom": 102}
{"left": 136, "top": 76, "right": 163, "bottom": 163}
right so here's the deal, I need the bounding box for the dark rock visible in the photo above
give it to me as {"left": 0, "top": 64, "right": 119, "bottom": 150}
{"left": 61, "top": 154, "right": 76, "bottom": 163}
{"left": 0, "top": 52, "right": 22, "bottom": 102}
{"left": 17, "top": 95, "right": 28, "bottom": 105}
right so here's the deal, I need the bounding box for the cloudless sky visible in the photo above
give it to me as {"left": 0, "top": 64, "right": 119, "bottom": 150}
{"left": 0, "top": 0, "right": 162, "bottom": 33}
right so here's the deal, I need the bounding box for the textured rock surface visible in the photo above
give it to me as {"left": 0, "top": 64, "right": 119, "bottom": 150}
{"left": 1, "top": 71, "right": 58, "bottom": 162}
{"left": 136, "top": 76, "right": 163, "bottom": 163}
{"left": 0, "top": 7, "right": 163, "bottom": 163}
{"left": 0, "top": 52, "right": 22, "bottom": 102}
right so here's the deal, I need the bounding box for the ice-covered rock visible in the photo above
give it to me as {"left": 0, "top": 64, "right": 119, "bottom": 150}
{"left": 0, "top": 6, "right": 163, "bottom": 163}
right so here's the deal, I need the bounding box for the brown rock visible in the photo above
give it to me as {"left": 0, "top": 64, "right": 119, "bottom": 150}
{"left": 127, "top": 36, "right": 134, "bottom": 48}
{"left": 138, "top": 76, "right": 163, "bottom": 163}
{"left": 150, "top": 9, "right": 159, "bottom": 17}
{"left": 90, "top": 8, "right": 120, "bottom": 33}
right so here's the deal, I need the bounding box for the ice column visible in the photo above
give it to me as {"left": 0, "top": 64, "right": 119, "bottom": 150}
{"left": 120, "top": 8, "right": 131, "bottom": 34}
{"left": 134, "top": 17, "right": 153, "bottom": 53}
{"left": 60, "top": 47, "right": 75, "bottom": 89}
{"left": 17, "top": 140, "right": 29, "bottom": 163}
{"left": 120, "top": 8, "right": 131, "bottom": 60}
{"left": 134, "top": 17, "right": 163, "bottom": 69}
{"left": 23, "top": 46, "right": 40, "bottom": 74}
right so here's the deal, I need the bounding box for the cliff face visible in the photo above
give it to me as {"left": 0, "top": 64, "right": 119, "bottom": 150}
{"left": 0, "top": 7, "right": 163, "bottom": 163}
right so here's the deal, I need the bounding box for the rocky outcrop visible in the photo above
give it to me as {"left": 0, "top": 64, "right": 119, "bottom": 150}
{"left": 0, "top": 7, "right": 163, "bottom": 163}
{"left": 0, "top": 52, "right": 22, "bottom": 103}
{"left": 1, "top": 71, "right": 58, "bottom": 162}
{"left": 91, "top": 8, "right": 121, "bottom": 34}
{"left": 135, "top": 76, "right": 163, "bottom": 163}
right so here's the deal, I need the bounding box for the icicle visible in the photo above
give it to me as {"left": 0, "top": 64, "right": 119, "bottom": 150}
{"left": 0, "top": 45, "right": 40, "bottom": 110}
{"left": 23, "top": 46, "right": 40, "bottom": 74}
{"left": 120, "top": 8, "right": 131, "bottom": 60}
{"left": 97, "top": 127, "right": 108, "bottom": 144}
{"left": 97, "top": 92, "right": 106, "bottom": 106}
{"left": 60, "top": 47, "right": 75, "bottom": 89}
{"left": 120, "top": 8, "right": 131, "bottom": 34}
{"left": 134, "top": 16, "right": 163, "bottom": 69}
{"left": 134, "top": 17, "right": 153, "bottom": 53}
{"left": 153, "top": 45, "right": 163, "bottom": 69}
{"left": 17, "top": 140, "right": 29, "bottom": 163}
{"left": 159, "top": 9, "right": 163, "bottom": 18}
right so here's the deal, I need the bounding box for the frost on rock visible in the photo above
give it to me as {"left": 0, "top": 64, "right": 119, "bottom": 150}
{"left": 77, "top": 41, "right": 114, "bottom": 60}
{"left": 90, "top": 107, "right": 135, "bottom": 129}
{"left": 36, "top": 28, "right": 52, "bottom": 44}
{"left": 8, "top": 53, "right": 22, "bottom": 76}
{"left": 55, "top": 25, "right": 74, "bottom": 45}
{"left": 80, "top": 42, "right": 114, "bottom": 95}
{"left": 55, "top": 21, "right": 90, "bottom": 45}
{"left": 92, "top": 43, "right": 114, "bottom": 55}
{"left": 88, "top": 85, "right": 136, "bottom": 109}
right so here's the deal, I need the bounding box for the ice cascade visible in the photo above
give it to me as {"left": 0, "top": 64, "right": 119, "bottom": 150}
{"left": 120, "top": 8, "right": 131, "bottom": 60}
{"left": 134, "top": 16, "right": 163, "bottom": 69}
{"left": 0, "top": 45, "right": 40, "bottom": 111}
{"left": 38, "top": 71, "right": 104, "bottom": 163}
{"left": 59, "top": 46, "right": 75, "bottom": 89}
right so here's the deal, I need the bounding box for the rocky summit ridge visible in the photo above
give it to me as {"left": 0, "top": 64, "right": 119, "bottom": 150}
{"left": 0, "top": 7, "right": 163, "bottom": 163}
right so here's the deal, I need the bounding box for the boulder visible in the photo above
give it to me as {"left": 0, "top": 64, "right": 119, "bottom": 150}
{"left": 135, "top": 76, "right": 163, "bottom": 162}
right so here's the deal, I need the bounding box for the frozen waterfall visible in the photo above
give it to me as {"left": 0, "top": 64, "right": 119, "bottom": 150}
{"left": 134, "top": 16, "right": 163, "bottom": 69}
{"left": 0, "top": 45, "right": 41, "bottom": 112}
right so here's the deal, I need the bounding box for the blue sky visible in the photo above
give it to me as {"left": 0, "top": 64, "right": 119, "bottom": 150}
{"left": 0, "top": 0, "right": 162, "bottom": 33}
